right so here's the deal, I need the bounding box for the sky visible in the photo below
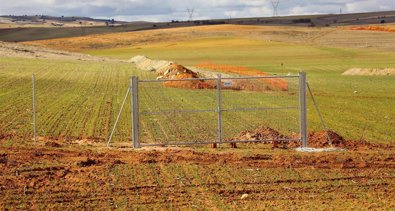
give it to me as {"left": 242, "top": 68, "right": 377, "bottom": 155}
{"left": 1, "top": 0, "right": 395, "bottom": 22}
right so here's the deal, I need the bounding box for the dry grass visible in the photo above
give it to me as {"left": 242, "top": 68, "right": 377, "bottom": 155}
{"left": 23, "top": 24, "right": 395, "bottom": 52}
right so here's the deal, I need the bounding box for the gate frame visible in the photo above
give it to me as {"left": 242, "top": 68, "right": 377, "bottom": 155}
{"left": 131, "top": 72, "right": 308, "bottom": 148}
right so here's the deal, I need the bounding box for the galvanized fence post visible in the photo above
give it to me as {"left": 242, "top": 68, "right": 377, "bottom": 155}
{"left": 131, "top": 76, "right": 140, "bottom": 148}
{"left": 32, "top": 74, "right": 37, "bottom": 145}
{"left": 299, "top": 72, "right": 308, "bottom": 147}
{"left": 216, "top": 74, "right": 223, "bottom": 144}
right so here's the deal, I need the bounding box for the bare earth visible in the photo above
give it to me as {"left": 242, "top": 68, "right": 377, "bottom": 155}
{"left": 0, "top": 41, "right": 123, "bottom": 62}
{"left": 343, "top": 68, "right": 395, "bottom": 76}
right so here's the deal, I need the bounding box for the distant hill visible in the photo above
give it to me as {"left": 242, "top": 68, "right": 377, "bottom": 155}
{"left": 224, "top": 11, "right": 395, "bottom": 27}
{"left": 0, "top": 11, "right": 394, "bottom": 42}
{"left": 0, "top": 15, "right": 127, "bottom": 27}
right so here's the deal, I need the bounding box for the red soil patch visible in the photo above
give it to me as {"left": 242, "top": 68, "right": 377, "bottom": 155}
{"left": 350, "top": 26, "right": 395, "bottom": 33}
{"left": 196, "top": 62, "right": 289, "bottom": 91}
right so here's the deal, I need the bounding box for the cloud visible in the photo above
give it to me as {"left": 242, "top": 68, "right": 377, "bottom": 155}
{"left": 0, "top": 0, "right": 394, "bottom": 21}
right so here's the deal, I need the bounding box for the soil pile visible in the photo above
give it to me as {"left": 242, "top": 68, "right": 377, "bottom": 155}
{"left": 298, "top": 130, "right": 385, "bottom": 150}
{"left": 158, "top": 63, "right": 199, "bottom": 79}
{"left": 342, "top": 68, "right": 395, "bottom": 76}
{"left": 161, "top": 64, "right": 214, "bottom": 89}
{"left": 288, "top": 130, "right": 346, "bottom": 148}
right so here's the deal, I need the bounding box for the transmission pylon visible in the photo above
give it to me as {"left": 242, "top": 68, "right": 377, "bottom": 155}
{"left": 271, "top": 0, "right": 280, "bottom": 17}
{"left": 187, "top": 8, "right": 195, "bottom": 21}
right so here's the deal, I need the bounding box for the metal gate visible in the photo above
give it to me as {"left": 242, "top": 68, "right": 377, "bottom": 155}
{"left": 130, "top": 73, "right": 307, "bottom": 148}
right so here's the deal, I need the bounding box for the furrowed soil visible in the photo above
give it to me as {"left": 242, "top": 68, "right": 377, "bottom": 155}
{"left": 0, "top": 141, "right": 394, "bottom": 209}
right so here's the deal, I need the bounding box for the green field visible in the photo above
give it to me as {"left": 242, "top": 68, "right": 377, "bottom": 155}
{"left": 86, "top": 37, "right": 395, "bottom": 144}
{"left": 0, "top": 56, "right": 301, "bottom": 145}
{"left": 1, "top": 37, "right": 395, "bottom": 144}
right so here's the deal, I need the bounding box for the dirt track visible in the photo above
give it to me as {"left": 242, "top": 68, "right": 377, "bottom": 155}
{"left": 0, "top": 41, "right": 123, "bottom": 62}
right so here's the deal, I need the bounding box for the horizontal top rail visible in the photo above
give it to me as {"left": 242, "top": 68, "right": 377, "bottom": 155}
{"left": 138, "top": 75, "right": 300, "bottom": 83}
{"left": 140, "top": 106, "right": 299, "bottom": 115}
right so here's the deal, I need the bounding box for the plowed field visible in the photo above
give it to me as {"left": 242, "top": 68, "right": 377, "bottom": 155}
{"left": 1, "top": 142, "right": 394, "bottom": 209}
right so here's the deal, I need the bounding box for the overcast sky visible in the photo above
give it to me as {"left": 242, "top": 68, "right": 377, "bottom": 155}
{"left": 1, "top": 0, "right": 395, "bottom": 22}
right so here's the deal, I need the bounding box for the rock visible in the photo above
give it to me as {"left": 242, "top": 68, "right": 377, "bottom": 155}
{"left": 241, "top": 194, "right": 249, "bottom": 200}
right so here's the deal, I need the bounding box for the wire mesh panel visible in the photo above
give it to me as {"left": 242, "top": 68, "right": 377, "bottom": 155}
{"left": 220, "top": 76, "right": 300, "bottom": 143}
{"left": 136, "top": 75, "right": 303, "bottom": 147}
{"left": 138, "top": 78, "right": 218, "bottom": 146}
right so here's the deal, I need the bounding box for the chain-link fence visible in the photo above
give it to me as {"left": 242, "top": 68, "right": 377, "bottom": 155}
{"left": 0, "top": 72, "right": 132, "bottom": 144}
{"left": 132, "top": 73, "right": 308, "bottom": 148}
{"left": 1, "top": 72, "right": 307, "bottom": 148}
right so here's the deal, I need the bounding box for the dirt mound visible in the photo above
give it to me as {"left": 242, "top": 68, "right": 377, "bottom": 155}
{"left": 159, "top": 63, "right": 214, "bottom": 89}
{"left": 342, "top": 68, "right": 395, "bottom": 76}
{"left": 159, "top": 63, "right": 200, "bottom": 79}
{"left": 309, "top": 130, "right": 344, "bottom": 147}
{"left": 292, "top": 130, "right": 386, "bottom": 150}
{"left": 288, "top": 130, "right": 345, "bottom": 148}
{"left": 196, "top": 62, "right": 289, "bottom": 91}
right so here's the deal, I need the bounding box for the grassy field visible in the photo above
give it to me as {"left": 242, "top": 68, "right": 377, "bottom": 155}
{"left": 0, "top": 56, "right": 300, "bottom": 144}
{"left": 2, "top": 39, "right": 394, "bottom": 143}
{"left": 85, "top": 36, "right": 395, "bottom": 144}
